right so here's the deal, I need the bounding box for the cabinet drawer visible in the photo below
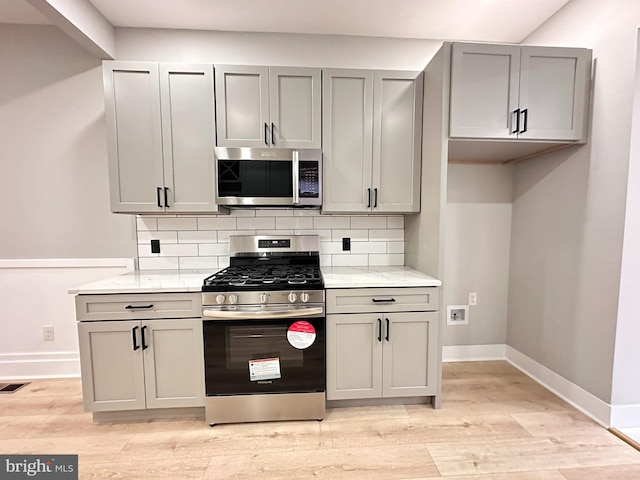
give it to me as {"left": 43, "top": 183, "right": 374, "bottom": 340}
{"left": 76, "top": 293, "right": 201, "bottom": 321}
{"left": 326, "top": 288, "right": 438, "bottom": 314}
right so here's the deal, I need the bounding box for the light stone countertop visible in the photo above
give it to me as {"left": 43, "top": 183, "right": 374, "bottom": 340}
{"left": 69, "top": 266, "right": 440, "bottom": 295}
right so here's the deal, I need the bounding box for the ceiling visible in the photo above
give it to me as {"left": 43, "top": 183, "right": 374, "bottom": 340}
{"left": 0, "top": 0, "right": 572, "bottom": 43}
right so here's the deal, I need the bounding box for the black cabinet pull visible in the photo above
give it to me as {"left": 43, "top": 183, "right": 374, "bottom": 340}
{"left": 511, "top": 109, "right": 520, "bottom": 135}
{"left": 132, "top": 326, "right": 139, "bottom": 351}
{"left": 367, "top": 188, "right": 371, "bottom": 208}
{"left": 164, "top": 187, "right": 169, "bottom": 207}
{"left": 271, "top": 122, "right": 276, "bottom": 145}
{"left": 385, "top": 318, "right": 390, "bottom": 342}
{"left": 156, "top": 187, "right": 163, "bottom": 207}
{"left": 377, "top": 318, "right": 382, "bottom": 342}
{"left": 374, "top": 188, "right": 378, "bottom": 208}
{"left": 372, "top": 298, "right": 395, "bottom": 303}
{"left": 141, "top": 325, "right": 148, "bottom": 350}
{"left": 520, "top": 108, "right": 528, "bottom": 133}
{"left": 125, "top": 304, "right": 154, "bottom": 310}
{"left": 264, "top": 123, "right": 269, "bottom": 146}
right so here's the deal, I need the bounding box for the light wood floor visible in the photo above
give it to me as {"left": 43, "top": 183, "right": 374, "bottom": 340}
{"left": 2, "top": 361, "right": 640, "bottom": 479}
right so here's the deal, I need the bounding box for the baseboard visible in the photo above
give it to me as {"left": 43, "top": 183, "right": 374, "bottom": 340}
{"left": 442, "top": 344, "right": 506, "bottom": 362}
{"left": 505, "top": 345, "right": 611, "bottom": 427}
{"left": 0, "top": 352, "right": 80, "bottom": 380}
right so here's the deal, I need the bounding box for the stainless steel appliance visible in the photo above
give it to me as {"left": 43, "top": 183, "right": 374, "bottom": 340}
{"left": 215, "top": 147, "right": 322, "bottom": 207}
{"left": 202, "top": 235, "right": 325, "bottom": 426}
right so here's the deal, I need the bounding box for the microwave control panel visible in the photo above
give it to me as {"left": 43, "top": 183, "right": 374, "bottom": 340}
{"left": 299, "top": 161, "right": 320, "bottom": 198}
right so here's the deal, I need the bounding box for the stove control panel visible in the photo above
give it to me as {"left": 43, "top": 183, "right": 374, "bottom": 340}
{"left": 202, "top": 290, "right": 325, "bottom": 306}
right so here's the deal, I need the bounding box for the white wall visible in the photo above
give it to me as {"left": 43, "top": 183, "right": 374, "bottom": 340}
{"left": 0, "top": 24, "right": 136, "bottom": 259}
{"left": 610, "top": 29, "right": 640, "bottom": 426}
{"left": 444, "top": 164, "right": 513, "bottom": 346}
{"left": 508, "top": 0, "right": 640, "bottom": 403}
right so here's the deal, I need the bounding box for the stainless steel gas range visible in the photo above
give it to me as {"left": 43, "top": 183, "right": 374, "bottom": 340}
{"left": 201, "top": 235, "right": 325, "bottom": 426}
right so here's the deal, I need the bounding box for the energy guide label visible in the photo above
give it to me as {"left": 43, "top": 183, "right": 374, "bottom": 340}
{"left": 287, "top": 321, "right": 316, "bottom": 349}
{"left": 249, "top": 358, "right": 281, "bottom": 381}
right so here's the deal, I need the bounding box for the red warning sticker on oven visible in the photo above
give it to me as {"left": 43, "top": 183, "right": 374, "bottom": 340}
{"left": 287, "top": 321, "right": 316, "bottom": 349}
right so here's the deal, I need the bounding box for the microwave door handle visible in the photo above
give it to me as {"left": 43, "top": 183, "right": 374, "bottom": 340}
{"left": 292, "top": 150, "right": 300, "bottom": 205}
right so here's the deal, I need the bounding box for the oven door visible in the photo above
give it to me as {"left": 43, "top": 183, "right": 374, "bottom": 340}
{"left": 202, "top": 305, "right": 325, "bottom": 396}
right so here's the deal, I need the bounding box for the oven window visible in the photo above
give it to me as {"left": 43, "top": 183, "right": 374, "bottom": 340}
{"left": 203, "top": 318, "right": 325, "bottom": 396}
{"left": 218, "top": 160, "right": 293, "bottom": 197}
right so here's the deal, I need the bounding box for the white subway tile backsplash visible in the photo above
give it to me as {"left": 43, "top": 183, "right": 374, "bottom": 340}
{"left": 178, "top": 230, "right": 217, "bottom": 243}
{"left": 276, "top": 216, "right": 313, "bottom": 230}
{"left": 138, "top": 257, "right": 179, "bottom": 270}
{"left": 256, "top": 208, "right": 294, "bottom": 217}
{"left": 217, "top": 230, "right": 256, "bottom": 242}
{"left": 351, "top": 241, "right": 387, "bottom": 254}
{"left": 313, "top": 216, "right": 350, "bottom": 230}
{"left": 199, "top": 243, "right": 229, "bottom": 256}
{"left": 136, "top": 212, "right": 406, "bottom": 270}
{"left": 369, "top": 254, "right": 404, "bottom": 266}
{"left": 179, "top": 256, "right": 218, "bottom": 270}
{"left": 137, "top": 216, "right": 157, "bottom": 231}
{"left": 158, "top": 217, "right": 197, "bottom": 231}
{"left": 369, "top": 229, "right": 404, "bottom": 241}
{"left": 137, "top": 231, "right": 178, "bottom": 244}
{"left": 332, "top": 254, "right": 369, "bottom": 266}
{"left": 351, "top": 216, "right": 387, "bottom": 229}
{"left": 387, "top": 242, "right": 405, "bottom": 254}
{"left": 387, "top": 216, "right": 404, "bottom": 229}
{"left": 198, "top": 217, "right": 237, "bottom": 230}
{"left": 331, "top": 229, "right": 368, "bottom": 242}
{"left": 238, "top": 217, "right": 275, "bottom": 230}
{"left": 159, "top": 243, "right": 199, "bottom": 257}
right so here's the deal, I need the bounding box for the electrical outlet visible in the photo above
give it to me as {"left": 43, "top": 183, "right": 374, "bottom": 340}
{"left": 151, "top": 239, "right": 161, "bottom": 254}
{"left": 342, "top": 237, "right": 351, "bottom": 251}
{"left": 446, "top": 305, "right": 469, "bottom": 326}
{"left": 43, "top": 325, "right": 54, "bottom": 341}
{"left": 469, "top": 292, "right": 477, "bottom": 306}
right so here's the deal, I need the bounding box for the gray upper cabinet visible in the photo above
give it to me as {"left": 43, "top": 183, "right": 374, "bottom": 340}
{"left": 450, "top": 42, "right": 592, "bottom": 142}
{"left": 103, "top": 61, "right": 219, "bottom": 214}
{"left": 323, "top": 69, "right": 423, "bottom": 213}
{"left": 215, "top": 65, "right": 321, "bottom": 148}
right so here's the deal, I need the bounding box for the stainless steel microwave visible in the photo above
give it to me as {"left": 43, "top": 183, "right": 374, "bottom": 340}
{"left": 215, "top": 147, "right": 322, "bottom": 207}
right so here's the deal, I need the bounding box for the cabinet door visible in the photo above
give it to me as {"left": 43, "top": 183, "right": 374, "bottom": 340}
{"left": 382, "top": 311, "right": 438, "bottom": 398}
{"left": 159, "top": 64, "right": 218, "bottom": 212}
{"left": 327, "top": 314, "right": 382, "bottom": 400}
{"left": 372, "top": 71, "right": 423, "bottom": 213}
{"left": 77, "top": 320, "right": 146, "bottom": 412}
{"left": 449, "top": 43, "right": 521, "bottom": 139}
{"left": 269, "top": 67, "right": 322, "bottom": 149}
{"left": 143, "top": 319, "right": 205, "bottom": 409}
{"left": 518, "top": 47, "right": 591, "bottom": 141}
{"left": 215, "top": 65, "right": 269, "bottom": 147}
{"left": 103, "top": 62, "right": 165, "bottom": 213}
{"left": 322, "top": 69, "right": 374, "bottom": 213}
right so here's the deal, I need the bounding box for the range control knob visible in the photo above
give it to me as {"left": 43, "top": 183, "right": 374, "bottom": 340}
{"left": 288, "top": 292, "right": 298, "bottom": 303}
{"left": 215, "top": 294, "right": 226, "bottom": 305}
{"left": 259, "top": 293, "right": 268, "bottom": 304}
{"left": 300, "top": 292, "right": 310, "bottom": 303}
{"left": 228, "top": 294, "right": 239, "bottom": 305}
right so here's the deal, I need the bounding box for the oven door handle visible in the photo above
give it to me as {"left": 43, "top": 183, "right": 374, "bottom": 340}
{"left": 202, "top": 307, "right": 324, "bottom": 320}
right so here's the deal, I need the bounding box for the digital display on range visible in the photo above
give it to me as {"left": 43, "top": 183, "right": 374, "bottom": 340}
{"left": 258, "top": 239, "right": 291, "bottom": 248}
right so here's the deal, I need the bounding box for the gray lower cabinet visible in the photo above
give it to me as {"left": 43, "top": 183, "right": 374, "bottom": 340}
{"left": 103, "top": 61, "right": 219, "bottom": 213}
{"left": 215, "top": 65, "right": 322, "bottom": 148}
{"left": 326, "top": 288, "right": 439, "bottom": 401}
{"left": 76, "top": 293, "right": 205, "bottom": 413}
{"left": 322, "top": 69, "right": 423, "bottom": 213}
